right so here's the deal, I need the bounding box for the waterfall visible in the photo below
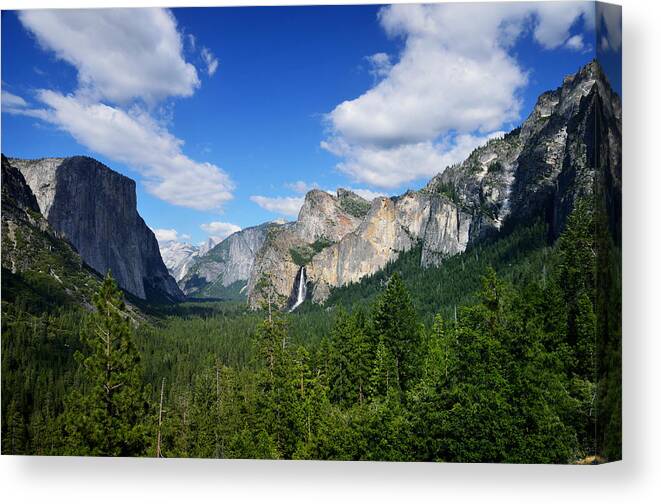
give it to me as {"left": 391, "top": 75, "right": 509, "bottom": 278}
{"left": 289, "top": 266, "right": 307, "bottom": 312}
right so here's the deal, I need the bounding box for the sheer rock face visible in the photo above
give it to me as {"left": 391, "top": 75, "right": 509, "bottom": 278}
{"left": 296, "top": 189, "right": 364, "bottom": 243}
{"left": 426, "top": 60, "right": 621, "bottom": 240}
{"left": 307, "top": 192, "right": 471, "bottom": 303}
{"left": 180, "top": 223, "right": 275, "bottom": 296}
{"left": 247, "top": 190, "right": 365, "bottom": 308}
{"left": 11, "top": 156, "right": 183, "bottom": 301}
{"left": 1, "top": 155, "right": 102, "bottom": 307}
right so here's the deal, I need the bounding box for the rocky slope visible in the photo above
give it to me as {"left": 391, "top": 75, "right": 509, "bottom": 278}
{"left": 1, "top": 155, "right": 101, "bottom": 306}
{"left": 307, "top": 191, "right": 471, "bottom": 302}
{"left": 11, "top": 156, "right": 184, "bottom": 302}
{"left": 426, "top": 60, "right": 621, "bottom": 240}
{"left": 159, "top": 236, "right": 223, "bottom": 285}
{"left": 247, "top": 189, "right": 367, "bottom": 308}
{"left": 159, "top": 240, "right": 203, "bottom": 282}
{"left": 247, "top": 60, "right": 621, "bottom": 309}
{"left": 179, "top": 223, "right": 278, "bottom": 298}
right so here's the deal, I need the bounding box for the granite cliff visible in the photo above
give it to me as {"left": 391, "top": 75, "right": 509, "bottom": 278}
{"left": 11, "top": 156, "right": 184, "bottom": 302}
{"left": 179, "top": 223, "right": 278, "bottom": 298}
{"left": 247, "top": 189, "right": 366, "bottom": 309}
{"left": 1, "top": 155, "right": 102, "bottom": 306}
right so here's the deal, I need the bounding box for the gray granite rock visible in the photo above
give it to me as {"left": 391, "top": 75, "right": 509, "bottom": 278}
{"left": 12, "top": 156, "right": 183, "bottom": 301}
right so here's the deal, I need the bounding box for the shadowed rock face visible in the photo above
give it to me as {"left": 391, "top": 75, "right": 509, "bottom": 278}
{"left": 12, "top": 156, "right": 183, "bottom": 302}
{"left": 1, "top": 155, "right": 103, "bottom": 308}
{"left": 426, "top": 60, "right": 621, "bottom": 241}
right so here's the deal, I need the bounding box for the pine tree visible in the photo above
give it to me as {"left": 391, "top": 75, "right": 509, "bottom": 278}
{"left": 2, "top": 401, "right": 26, "bottom": 454}
{"left": 369, "top": 338, "right": 399, "bottom": 397}
{"left": 371, "top": 273, "right": 421, "bottom": 391}
{"left": 328, "top": 308, "right": 372, "bottom": 405}
{"left": 254, "top": 313, "right": 300, "bottom": 457}
{"left": 61, "top": 272, "right": 151, "bottom": 456}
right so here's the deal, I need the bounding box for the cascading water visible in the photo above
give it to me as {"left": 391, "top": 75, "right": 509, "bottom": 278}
{"left": 289, "top": 266, "right": 307, "bottom": 312}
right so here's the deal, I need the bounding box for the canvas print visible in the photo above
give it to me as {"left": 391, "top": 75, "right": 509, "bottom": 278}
{"left": 1, "top": 2, "right": 621, "bottom": 463}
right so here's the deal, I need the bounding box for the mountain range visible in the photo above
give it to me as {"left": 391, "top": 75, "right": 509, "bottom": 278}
{"left": 1, "top": 60, "right": 621, "bottom": 311}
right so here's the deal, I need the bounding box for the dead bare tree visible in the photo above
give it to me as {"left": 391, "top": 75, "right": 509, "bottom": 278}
{"left": 156, "top": 377, "right": 166, "bottom": 458}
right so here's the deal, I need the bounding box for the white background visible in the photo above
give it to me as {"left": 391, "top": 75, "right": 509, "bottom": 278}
{"left": 1, "top": 0, "right": 659, "bottom": 502}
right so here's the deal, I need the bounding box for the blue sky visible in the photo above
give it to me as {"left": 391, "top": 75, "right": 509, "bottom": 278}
{"left": 1, "top": 3, "right": 621, "bottom": 246}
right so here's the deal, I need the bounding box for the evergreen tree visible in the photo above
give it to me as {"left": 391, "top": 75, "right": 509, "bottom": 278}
{"left": 2, "top": 401, "right": 26, "bottom": 454}
{"left": 371, "top": 273, "right": 421, "bottom": 391}
{"left": 60, "top": 272, "right": 151, "bottom": 456}
{"left": 328, "top": 308, "right": 372, "bottom": 405}
{"left": 254, "top": 313, "right": 301, "bottom": 458}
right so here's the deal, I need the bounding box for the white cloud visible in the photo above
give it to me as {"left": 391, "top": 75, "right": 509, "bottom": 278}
{"left": 285, "top": 180, "right": 319, "bottom": 193}
{"left": 531, "top": 2, "right": 593, "bottom": 50}
{"left": 250, "top": 195, "right": 305, "bottom": 217}
{"left": 348, "top": 188, "right": 388, "bottom": 201}
{"left": 29, "top": 90, "right": 233, "bottom": 210}
{"left": 13, "top": 8, "right": 234, "bottom": 211}
{"left": 200, "top": 221, "right": 241, "bottom": 240}
{"left": 187, "top": 33, "right": 196, "bottom": 51}
{"left": 322, "top": 2, "right": 594, "bottom": 188}
{"left": 18, "top": 8, "right": 199, "bottom": 104}
{"left": 366, "top": 52, "right": 392, "bottom": 80}
{"left": 565, "top": 34, "right": 585, "bottom": 51}
{"left": 597, "top": 3, "right": 621, "bottom": 52}
{"left": 153, "top": 228, "right": 181, "bottom": 243}
{"left": 201, "top": 47, "right": 219, "bottom": 77}
{"left": 324, "top": 133, "right": 500, "bottom": 189}
{"left": 2, "top": 90, "right": 28, "bottom": 109}
{"left": 1, "top": 89, "right": 51, "bottom": 120}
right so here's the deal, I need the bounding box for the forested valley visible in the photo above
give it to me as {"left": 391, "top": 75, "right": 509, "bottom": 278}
{"left": 1, "top": 199, "right": 621, "bottom": 463}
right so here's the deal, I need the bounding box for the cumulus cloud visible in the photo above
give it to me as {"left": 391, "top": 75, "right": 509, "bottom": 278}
{"left": 200, "top": 221, "right": 241, "bottom": 240}
{"left": 19, "top": 9, "right": 199, "bottom": 104}
{"left": 152, "top": 228, "right": 189, "bottom": 243}
{"left": 201, "top": 47, "right": 219, "bottom": 76}
{"left": 531, "top": 2, "right": 593, "bottom": 50}
{"left": 322, "top": 2, "right": 594, "bottom": 189}
{"left": 13, "top": 8, "right": 234, "bottom": 211}
{"left": 250, "top": 195, "right": 305, "bottom": 217}
{"left": 30, "top": 90, "right": 233, "bottom": 210}
{"left": 324, "top": 133, "right": 501, "bottom": 189}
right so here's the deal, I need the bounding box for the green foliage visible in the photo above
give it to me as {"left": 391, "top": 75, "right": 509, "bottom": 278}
{"left": 487, "top": 161, "right": 504, "bottom": 174}
{"left": 324, "top": 220, "right": 551, "bottom": 326}
{"left": 327, "top": 307, "right": 372, "bottom": 406}
{"left": 371, "top": 273, "right": 422, "bottom": 391}
{"left": 433, "top": 181, "right": 460, "bottom": 204}
{"left": 58, "top": 273, "right": 151, "bottom": 456}
{"left": 2, "top": 199, "right": 620, "bottom": 462}
{"left": 409, "top": 269, "right": 579, "bottom": 463}
{"left": 290, "top": 238, "right": 334, "bottom": 266}
{"left": 339, "top": 196, "right": 371, "bottom": 218}
{"left": 195, "top": 280, "right": 247, "bottom": 300}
